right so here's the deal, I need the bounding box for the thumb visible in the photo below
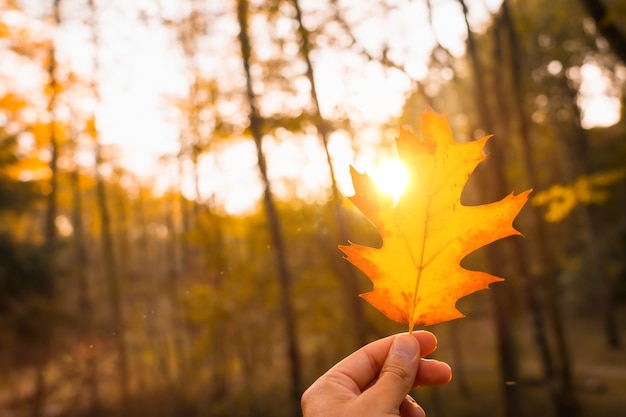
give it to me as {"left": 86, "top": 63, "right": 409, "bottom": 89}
{"left": 362, "top": 334, "right": 421, "bottom": 412}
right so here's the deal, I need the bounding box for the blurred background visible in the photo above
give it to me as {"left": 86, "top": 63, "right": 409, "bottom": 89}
{"left": 0, "top": 0, "right": 625, "bottom": 416}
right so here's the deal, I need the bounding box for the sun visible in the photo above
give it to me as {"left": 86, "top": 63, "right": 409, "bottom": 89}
{"left": 369, "top": 158, "right": 409, "bottom": 203}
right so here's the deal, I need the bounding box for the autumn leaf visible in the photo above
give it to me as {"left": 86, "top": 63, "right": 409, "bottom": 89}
{"left": 339, "top": 109, "right": 531, "bottom": 332}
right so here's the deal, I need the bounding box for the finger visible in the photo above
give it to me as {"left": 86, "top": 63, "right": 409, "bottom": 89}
{"left": 414, "top": 358, "right": 452, "bottom": 387}
{"left": 326, "top": 331, "right": 437, "bottom": 393}
{"left": 399, "top": 395, "right": 425, "bottom": 417}
{"left": 416, "top": 331, "right": 438, "bottom": 357}
{"left": 360, "top": 334, "right": 421, "bottom": 412}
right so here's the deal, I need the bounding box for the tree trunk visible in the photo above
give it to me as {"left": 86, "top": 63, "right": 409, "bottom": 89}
{"left": 457, "top": 2, "right": 522, "bottom": 416}
{"left": 177, "top": 149, "right": 192, "bottom": 275}
{"left": 70, "top": 153, "right": 101, "bottom": 415}
{"left": 290, "top": 0, "right": 369, "bottom": 346}
{"left": 556, "top": 77, "right": 620, "bottom": 348}
{"left": 94, "top": 144, "right": 131, "bottom": 412}
{"left": 113, "top": 179, "right": 132, "bottom": 281}
{"left": 162, "top": 192, "right": 190, "bottom": 398}
{"left": 88, "top": 0, "right": 131, "bottom": 411}
{"left": 44, "top": 0, "right": 60, "bottom": 252}
{"left": 498, "top": 2, "right": 580, "bottom": 415}
{"left": 236, "top": 0, "right": 302, "bottom": 412}
{"left": 33, "top": 2, "right": 62, "bottom": 415}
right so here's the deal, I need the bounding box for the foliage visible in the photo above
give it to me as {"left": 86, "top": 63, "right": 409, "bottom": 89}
{"left": 532, "top": 168, "right": 626, "bottom": 222}
{"left": 0, "top": 136, "right": 41, "bottom": 212}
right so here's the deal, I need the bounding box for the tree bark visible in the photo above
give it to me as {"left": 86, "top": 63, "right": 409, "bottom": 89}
{"left": 236, "top": 0, "right": 302, "bottom": 412}
{"left": 494, "top": 3, "right": 560, "bottom": 394}
{"left": 162, "top": 191, "right": 190, "bottom": 404}
{"left": 70, "top": 151, "right": 101, "bottom": 415}
{"left": 94, "top": 146, "right": 131, "bottom": 412}
{"left": 498, "top": 2, "right": 580, "bottom": 415}
{"left": 88, "top": 0, "right": 131, "bottom": 411}
{"left": 177, "top": 149, "right": 191, "bottom": 275}
{"left": 457, "top": 2, "right": 522, "bottom": 416}
{"left": 33, "top": 2, "right": 62, "bottom": 416}
{"left": 290, "top": 0, "right": 369, "bottom": 346}
{"left": 554, "top": 76, "right": 621, "bottom": 349}
{"left": 44, "top": 0, "right": 60, "bottom": 252}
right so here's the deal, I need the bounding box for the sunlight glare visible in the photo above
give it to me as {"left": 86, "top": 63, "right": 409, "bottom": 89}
{"left": 369, "top": 158, "right": 409, "bottom": 204}
{"left": 575, "top": 62, "right": 621, "bottom": 129}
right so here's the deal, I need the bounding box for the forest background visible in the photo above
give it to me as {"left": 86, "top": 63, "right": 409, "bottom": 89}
{"left": 0, "top": 0, "right": 625, "bottom": 416}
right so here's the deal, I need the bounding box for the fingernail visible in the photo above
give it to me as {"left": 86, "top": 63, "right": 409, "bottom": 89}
{"left": 391, "top": 334, "right": 419, "bottom": 359}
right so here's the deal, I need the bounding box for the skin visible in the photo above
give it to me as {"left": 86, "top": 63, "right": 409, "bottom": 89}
{"left": 301, "top": 331, "right": 452, "bottom": 417}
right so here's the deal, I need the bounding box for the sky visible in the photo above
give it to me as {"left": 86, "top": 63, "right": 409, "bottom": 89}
{"left": 5, "top": 0, "right": 623, "bottom": 215}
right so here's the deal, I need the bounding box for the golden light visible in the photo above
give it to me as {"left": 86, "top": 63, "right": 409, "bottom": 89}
{"left": 369, "top": 158, "right": 409, "bottom": 203}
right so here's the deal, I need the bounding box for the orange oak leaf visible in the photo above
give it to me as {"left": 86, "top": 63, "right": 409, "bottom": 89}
{"left": 339, "top": 109, "right": 531, "bottom": 332}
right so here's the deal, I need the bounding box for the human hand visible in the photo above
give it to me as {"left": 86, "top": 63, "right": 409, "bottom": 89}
{"left": 301, "top": 331, "right": 451, "bottom": 417}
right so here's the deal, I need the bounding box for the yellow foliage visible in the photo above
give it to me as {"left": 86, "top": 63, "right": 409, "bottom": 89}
{"left": 532, "top": 169, "right": 626, "bottom": 222}
{"left": 30, "top": 122, "right": 50, "bottom": 145}
{"left": 0, "top": 93, "right": 28, "bottom": 112}
{"left": 5, "top": 156, "right": 51, "bottom": 181}
{"left": 85, "top": 116, "right": 98, "bottom": 139}
{"left": 0, "top": 21, "right": 10, "bottom": 38}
